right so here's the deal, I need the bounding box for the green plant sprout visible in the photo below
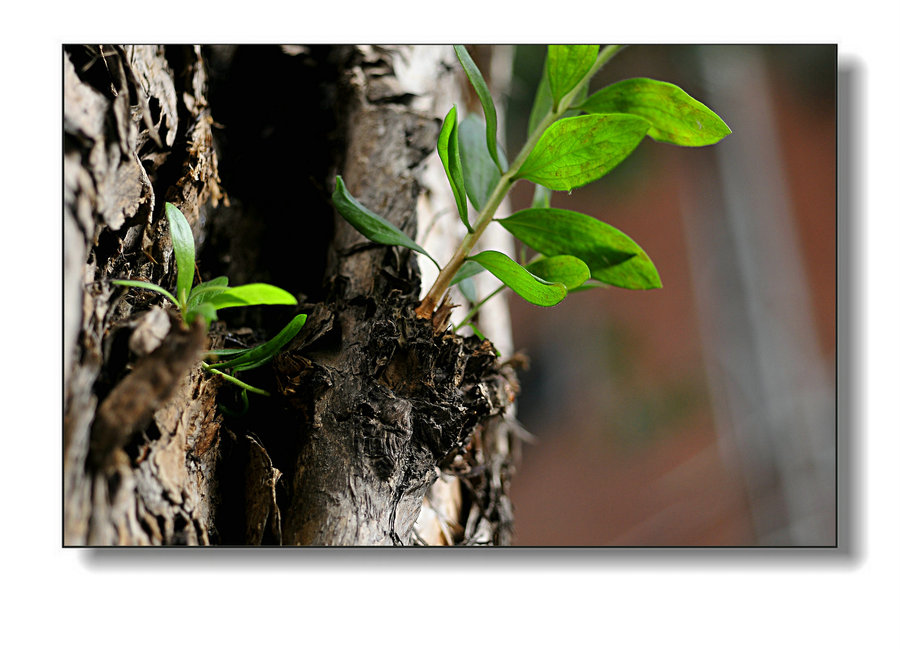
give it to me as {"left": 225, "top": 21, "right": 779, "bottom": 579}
{"left": 113, "top": 202, "right": 306, "bottom": 398}
{"left": 333, "top": 45, "right": 731, "bottom": 332}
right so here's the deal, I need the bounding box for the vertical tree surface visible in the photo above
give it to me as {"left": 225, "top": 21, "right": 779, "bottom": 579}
{"left": 64, "top": 45, "right": 519, "bottom": 546}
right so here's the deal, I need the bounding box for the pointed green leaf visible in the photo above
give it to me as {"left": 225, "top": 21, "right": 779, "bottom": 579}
{"left": 527, "top": 60, "right": 591, "bottom": 136}
{"left": 206, "top": 347, "right": 260, "bottom": 359}
{"left": 468, "top": 250, "right": 567, "bottom": 307}
{"left": 516, "top": 114, "right": 650, "bottom": 191}
{"left": 207, "top": 313, "right": 307, "bottom": 372}
{"left": 449, "top": 259, "right": 486, "bottom": 286}
{"left": 527, "top": 63, "right": 554, "bottom": 137}
{"left": 111, "top": 279, "right": 178, "bottom": 306}
{"left": 579, "top": 78, "right": 732, "bottom": 146}
{"left": 547, "top": 45, "right": 599, "bottom": 108}
{"left": 205, "top": 283, "right": 297, "bottom": 310}
{"left": 437, "top": 105, "right": 471, "bottom": 231}
{"left": 454, "top": 45, "right": 503, "bottom": 172}
{"left": 499, "top": 208, "right": 662, "bottom": 290}
{"left": 164, "top": 202, "right": 196, "bottom": 307}
{"left": 332, "top": 176, "right": 439, "bottom": 269}
{"left": 525, "top": 255, "right": 590, "bottom": 290}
{"left": 187, "top": 275, "right": 229, "bottom": 309}
{"left": 458, "top": 115, "right": 507, "bottom": 211}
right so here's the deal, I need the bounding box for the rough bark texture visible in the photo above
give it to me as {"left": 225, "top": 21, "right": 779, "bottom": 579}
{"left": 63, "top": 44, "right": 519, "bottom": 546}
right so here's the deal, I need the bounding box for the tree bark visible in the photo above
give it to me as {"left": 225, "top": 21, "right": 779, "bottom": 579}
{"left": 64, "top": 44, "right": 519, "bottom": 546}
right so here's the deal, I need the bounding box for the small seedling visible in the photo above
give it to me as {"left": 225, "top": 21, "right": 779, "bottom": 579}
{"left": 333, "top": 45, "right": 731, "bottom": 333}
{"left": 113, "top": 202, "right": 306, "bottom": 398}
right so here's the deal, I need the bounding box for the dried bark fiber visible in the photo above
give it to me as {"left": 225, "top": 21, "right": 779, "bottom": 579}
{"left": 63, "top": 45, "right": 519, "bottom": 546}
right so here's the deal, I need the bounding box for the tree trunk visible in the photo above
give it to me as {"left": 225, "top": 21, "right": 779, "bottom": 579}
{"left": 64, "top": 44, "right": 519, "bottom": 546}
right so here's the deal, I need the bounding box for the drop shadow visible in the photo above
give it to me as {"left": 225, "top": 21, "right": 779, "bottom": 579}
{"left": 835, "top": 59, "right": 861, "bottom": 562}
{"left": 71, "top": 51, "right": 861, "bottom": 571}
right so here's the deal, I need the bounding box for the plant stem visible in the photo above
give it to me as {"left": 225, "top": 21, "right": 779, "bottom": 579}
{"left": 415, "top": 44, "right": 625, "bottom": 318}
{"left": 455, "top": 285, "right": 504, "bottom": 332}
{"left": 203, "top": 364, "right": 271, "bottom": 396}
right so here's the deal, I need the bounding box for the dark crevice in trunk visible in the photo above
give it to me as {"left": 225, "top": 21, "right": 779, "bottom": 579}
{"left": 65, "top": 44, "right": 519, "bottom": 546}
{"left": 203, "top": 45, "right": 342, "bottom": 308}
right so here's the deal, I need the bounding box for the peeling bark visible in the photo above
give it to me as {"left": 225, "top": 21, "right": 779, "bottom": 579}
{"left": 63, "top": 44, "right": 519, "bottom": 546}
{"left": 64, "top": 45, "right": 227, "bottom": 545}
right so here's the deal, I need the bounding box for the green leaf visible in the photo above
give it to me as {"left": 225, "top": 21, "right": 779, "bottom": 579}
{"left": 437, "top": 105, "right": 471, "bottom": 231}
{"left": 454, "top": 45, "right": 503, "bottom": 172}
{"left": 184, "top": 301, "right": 219, "bottom": 326}
{"left": 528, "top": 56, "right": 591, "bottom": 136}
{"left": 547, "top": 45, "right": 599, "bottom": 108}
{"left": 525, "top": 255, "right": 590, "bottom": 290}
{"left": 527, "top": 63, "right": 554, "bottom": 137}
{"left": 187, "top": 276, "right": 229, "bottom": 309}
{"left": 449, "top": 259, "right": 486, "bottom": 286}
{"left": 579, "top": 78, "right": 732, "bottom": 146}
{"left": 204, "top": 283, "right": 297, "bottom": 311}
{"left": 111, "top": 279, "right": 178, "bottom": 306}
{"left": 332, "top": 175, "right": 439, "bottom": 269}
{"left": 206, "top": 347, "right": 259, "bottom": 359}
{"left": 207, "top": 313, "right": 308, "bottom": 372}
{"left": 531, "top": 184, "right": 552, "bottom": 209}
{"left": 516, "top": 114, "right": 650, "bottom": 191}
{"left": 458, "top": 276, "right": 478, "bottom": 304}
{"left": 164, "top": 202, "right": 196, "bottom": 307}
{"left": 467, "top": 250, "right": 567, "bottom": 307}
{"left": 458, "top": 115, "right": 507, "bottom": 211}
{"left": 498, "top": 208, "right": 662, "bottom": 289}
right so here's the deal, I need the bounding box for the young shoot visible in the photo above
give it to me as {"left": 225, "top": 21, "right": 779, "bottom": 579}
{"left": 331, "top": 44, "right": 731, "bottom": 334}
{"left": 113, "top": 202, "right": 306, "bottom": 398}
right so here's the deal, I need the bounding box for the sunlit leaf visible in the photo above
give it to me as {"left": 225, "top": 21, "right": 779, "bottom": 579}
{"left": 164, "top": 202, "right": 196, "bottom": 307}
{"left": 454, "top": 45, "right": 503, "bottom": 172}
{"left": 528, "top": 56, "right": 591, "bottom": 136}
{"left": 205, "top": 283, "right": 298, "bottom": 310}
{"left": 187, "top": 275, "right": 229, "bottom": 309}
{"left": 437, "top": 105, "right": 471, "bottom": 231}
{"left": 525, "top": 255, "right": 590, "bottom": 290}
{"left": 468, "top": 250, "right": 567, "bottom": 306}
{"left": 332, "top": 175, "right": 439, "bottom": 269}
{"left": 579, "top": 77, "right": 732, "bottom": 146}
{"left": 547, "top": 45, "right": 599, "bottom": 108}
{"left": 516, "top": 114, "right": 650, "bottom": 190}
{"left": 499, "top": 208, "right": 662, "bottom": 289}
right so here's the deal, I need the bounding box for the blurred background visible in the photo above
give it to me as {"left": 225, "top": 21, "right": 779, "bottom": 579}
{"left": 493, "top": 45, "right": 835, "bottom": 546}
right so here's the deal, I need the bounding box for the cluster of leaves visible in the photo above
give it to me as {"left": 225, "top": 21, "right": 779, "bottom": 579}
{"left": 113, "top": 202, "right": 305, "bottom": 399}
{"left": 333, "top": 45, "right": 731, "bottom": 332}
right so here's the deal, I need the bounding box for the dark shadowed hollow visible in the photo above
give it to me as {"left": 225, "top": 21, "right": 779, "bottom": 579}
{"left": 503, "top": 45, "right": 836, "bottom": 546}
